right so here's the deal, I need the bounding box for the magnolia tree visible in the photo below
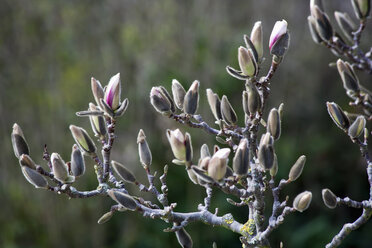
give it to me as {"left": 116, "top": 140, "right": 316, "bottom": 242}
{"left": 10, "top": 0, "right": 372, "bottom": 247}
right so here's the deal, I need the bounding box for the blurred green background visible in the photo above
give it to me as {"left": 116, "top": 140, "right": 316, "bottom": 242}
{"left": 1, "top": 0, "right": 372, "bottom": 247}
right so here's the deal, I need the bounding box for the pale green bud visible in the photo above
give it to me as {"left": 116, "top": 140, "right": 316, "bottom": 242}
{"left": 69, "top": 125, "right": 97, "bottom": 155}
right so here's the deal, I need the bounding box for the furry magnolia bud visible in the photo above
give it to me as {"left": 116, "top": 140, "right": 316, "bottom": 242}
{"left": 322, "top": 188, "right": 337, "bottom": 209}
{"left": 326, "top": 102, "right": 350, "bottom": 130}
{"left": 183, "top": 80, "right": 200, "bottom": 115}
{"left": 246, "top": 82, "right": 261, "bottom": 115}
{"left": 69, "top": 125, "right": 97, "bottom": 155}
{"left": 337, "top": 59, "right": 360, "bottom": 93}
{"left": 233, "top": 139, "right": 249, "bottom": 176}
{"left": 258, "top": 144, "right": 275, "bottom": 170}
{"left": 172, "top": 79, "right": 186, "bottom": 110}
{"left": 238, "top": 46, "right": 257, "bottom": 77}
{"left": 348, "top": 115, "right": 366, "bottom": 139}
{"left": 104, "top": 73, "right": 121, "bottom": 110}
{"left": 89, "top": 103, "right": 107, "bottom": 139}
{"left": 167, "top": 129, "right": 187, "bottom": 162}
{"left": 311, "top": 5, "right": 333, "bottom": 41}
{"left": 108, "top": 190, "right": 137, "bottom": 211}
{"left": 269, "top": 20, "right": 290, "bottom": 57}
{"left": 175, "top": 227, "right": 193, "bottom": 248}
{"left": 51, "top": 153, "right": 74, "bottom": 183}
{"left": 71, "top": 144, "right": 85, "bottom": 177}
{"left": 250, "top": 21, "right": 263, "bottom": 61}
{"left": 150, "top": 86, "right": 174, "bottom": 115}
{"left": 19, "top": 154, "right": 36, "bottom": 170}
{"left": 112, "top": 160, "right": 136, "bottom": 183}
{"left": 267, "top": 108, "right": 281, "bottom": 140}
{"left": 21, "top": 166, "right": 48, "bottom": 189}
{"left": 334, "top": 12, "right": 357, "bottom": 43}
{"left": 221, "top": 95, "right": 238, "bottom": 125}
{"left": 91, "top": 77, "right": 105, "bottom": 108}
{"left": 137, "top": 129, "right": 152, "bottom": 168}
{"left": 288, "top": 155, "right": 306, "bottom": 181}
{"left": 206, "top": 89, "right": 222, "bottom": 121}
{"left": 208, "top": 148, "right": 230, "bottom": 181}
{"left": 11, "top": 123, "right": 29, "bottom": 159}
{"left": 293, "top": 191, "right": 312, "bottom": 212}
{"left": 97, "top": 211, "right": 113, "bottom": 224}
{"left": 351, "top": 0, "right": 371, "bottom": 20}
{"left": 308, "top": 16, "right": 323, "bottom": 44}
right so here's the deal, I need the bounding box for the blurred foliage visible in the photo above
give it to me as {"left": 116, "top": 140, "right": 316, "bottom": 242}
{"left": 1, "top": 0, "right": 372, "bottom": 247}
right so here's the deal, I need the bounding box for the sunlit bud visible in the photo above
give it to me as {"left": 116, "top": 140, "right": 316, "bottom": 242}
{"left": 198, "top": 157, "right": 210, "bottom": 171}
{"left": 250, "top": 21, "right": 263, "bottom": 60}
{"left": 348, "top": 115, "right": 366, "bottom": 138}
{"left": 308, "top": 16, "right": 323, "bottom": 44}
{"left": 337, "top": 59, "right": 360, "bottom": 93}
{"left": 208, "top": 148, "right": 230, "bottom": 181}
{"left": 310, "top": 0, "right": 324, "bottom": 10}
{"left": 104, "top": 73, "right": 121, "bottom": 110}
{"left": 187, "top": 168, "right": 198, "bottom": 184}
{"left": 270, "top": 154, "right": 278, "bottom": 177}
{"left": 221, "top": 95, "right": 238, "bottom": 125}
{"left": 91, "top": 77, "right": 105, "bottom": 108}
{"left": 322, "top": 188, "right": 337, "bottom": 209}
{"left": 172, "top": 79, "right": 186, "bottom": 110}
{"left": 107, "top": 190, "right": 137, "bottom": 211}
{"left": 166, "top": 129, "right": 186, "bottom": 161}
{"left": 278, "top": 103, "right": 284, "bottom": 120}
{"left": 246, "top": 82, "right": 261, "bottom": 115}
{"left": 160, "top": 86, "right": 175, "bottom": 113}
{"left": 183, "top": 80, "right": 200, "bottom": 115}
{"left": 21, "top": 166, "right": 48, "bottom": 189}
{"left": 175, "top": 227, "right": 193, "bottom": 248}
{"left": 192, "top": 165, "right": 215, "bottom": 184}
{"left": 233, "top": 139, "right": 249, "bottom": 176}
{"left": 185, "top": 133, "right": 193, "bottom": 163}
{"left": 238, "top": 46, "right": 257, "bottom": 77}
{"left": 293, "top": 191, "right": 312, "bottom": 212}
{"left": 71, "top": 144, "right": 85, "bottom": 177}
{"left": 334, "top": 12, "right": 357, "bottom": 42}
{"left": 288, "top": 155, "right": 306, "bottom": 181}
{"left": 260, "top": 132, "right": 274, "bottom": 147}
{"left": 311, "top": 6, "right": 333, "bottom": 41}
{"left": 351, "top": 0, "right": 371, "bottom": 20}
{"left": 70, "top": 125, "right": 97, "bottom": 155}
{"left": 267, "top": 108, "right": 281, "bottom": 140}
{"left": 258, "top": 144, "right": 274, "bottom": 169}
{"left": 137, "top": 129, "right": 152, "bottom": 167}
{"left": 206, "top": 89, "right": 222, "bottom": 120}
{"left": 200, "top": 144, "right": 211, "bottom": 159}
{"left": 326, "top": 102, "right": 350, "bottom": 130}
{"left": 11, "top": 123, "right": 29, "bottom": 159}
{"left": 89, "top": 103, "right": 107, "bottom": 139}
{"left": 269, "top": 20, "right": 289, "bottom": 57}
{"left": 150, "top": 86, "right": 174, "bottom": 115}
{"left": 112, "top": 161, "right": 136, "bottom": 183}
{"left": 51, "top": 153, "right": 69, "bottom": 182}
{"left": 19, "top": 154, "right": 36, "bottom": 170}
{"left": 97, "top": 211, "right": 113, "bottom": 224}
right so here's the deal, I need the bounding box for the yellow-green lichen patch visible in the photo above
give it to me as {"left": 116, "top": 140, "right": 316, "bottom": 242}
{"left": 240, "top": 219, "right": 255, "bottom": 236}
{"left": 222, "top": 213, "right": 234, "bottom": 225}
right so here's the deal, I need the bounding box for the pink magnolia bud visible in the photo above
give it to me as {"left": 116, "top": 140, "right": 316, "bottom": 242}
{"left": 269, "top": 20, "right": 288, "bottom": 52}
{"left": 104, "top": 73, "right": 121, "bottom": 110}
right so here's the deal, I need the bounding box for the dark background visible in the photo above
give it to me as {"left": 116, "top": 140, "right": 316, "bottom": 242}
{"left": 1, "top": 0, "right": 371, "bottom": 247}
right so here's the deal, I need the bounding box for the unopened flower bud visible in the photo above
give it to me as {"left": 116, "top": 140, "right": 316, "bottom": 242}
{"left": 112, "top": 160, "right": 136, "bottom": 183}
{"left": 326, "top": 102, "right": 350, "bottom": 130}
{"left": 70, "top": 125, "right": 97, "bottom": 155}
{"left": 260, "top": 132, "right": 274, "bottom": 147}
{"left": 288, "top": 155, "right": 306, "bottom": 181}
{"left": 200, "top": 144, "right": 211, "bottom": 159}
{"left": 22, "top": 166, "right": 48, "bottom": 189}
{"left": 334, "top": 12, "right": 356, "bottom": 42}
{"left": 250, "top": 21, "right": 263, "bottom": 61}
{"left": 308, "top": 16, "right": 323, "bottom": 44}
{"left": 270, "top": 154, "right": 278, "bottom": 177}
{"left": 221, "top": 95, "right": 238, "bottom": 125}
{"left": 97, "top": 211, "right": 113, "bottom": 224}
{"left": 233, "top": 139, "right": 250, "bottom": 176}
{"left": 107, "top": 190, "right": 137, "bottom": 211}
{"left": 206, "top": 89, "right": 222, "bottom": 120}
{"left": 246, "top": 82, "right": 261, "bottom": 115}
{"left": 166, "top": 129, "right": 186, "bottom": 161}
{"left": 293, "top": 191, "right": 312, "bottom": 212}
{"left": 238, "top": 46, "right": 257, "bottom": 77}
{"left": 175, "top": 227, "right": 193, "bottom": 248}
{"left": 267, "top": 108, "right": 281, "bottom": 140}
{"left": 104, "top": 73, "right": 121, "bottom": 110}
{"left": 150, "top": 86, "right": 174, "bottom": 115}
{"left": 348, "top": 115, "right": 366, "bottom": 138}
{"left": 322, "top": 188, "right": 337, "bottom": 209}
{"left": 172, "top": 79, "right": 186, "bottom": 110}
{"left": 51, "top": 153, "right": 72, "bottom": 183}
{"left": 208, "top": 148, "right": 230, "bottom": 181}
{"left": 137, "top": 129, "right": 152, "bottom": 167}
{"left": 311, "top": 6, "right": 333, "bottom": 41}
{"left": 183, "top": 80, "right": 200, "bottom": 115}
{"left": 89, "top": 103, "right": 107, "bottom": 139}
{"left": 187, "top": 168, "right": 198, "bottom": 184}
{"left": 185, "top": 132, "right": 193, "bottom": 163}
{"left": 19, "top": 154, "right": 36, "bottom": 170}
{"left": 11, "top": 123, "right": 29, "bottom": 159}
{"left": 351, "top": 0, "right": 371, "bottom": 20}
{"left": 258, "top": 144, "right": 275, "bottom": 170}
{"left": 71, "top": 144, "right": 85, "bottom": 177}
{"left": 337, "top": 59, "right": 360, "bottom": 93}
{"left": 269, "top": 20, "right": 290, "bottom": 57}
{"left": 91, "top": 77, "right": 105, "bottom": 108}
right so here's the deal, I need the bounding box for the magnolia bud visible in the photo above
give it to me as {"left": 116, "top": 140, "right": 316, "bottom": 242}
{"left": 311, "top": 6, "right": 333, "bottom": 41}
{"left": 107, "top": 190, "right": 137, "bottom": 211}
{"left": 71, "top": 144, "right": 85, "bottom": 177}
{"left": 200, "top": 144, "right": 211, "bottom": 159}
{"left": 150, "top": 86, "right": 174, "bottom": 115}
{"left": 233, "top": 139, "right": 249, "bottom": 176}
{"left": 97, "top": 211, "right": 113, "bottom": 224}
{"left": 104, "top": 73, "right": 121, "bottom": 110}
{"left": 11, "top": 123, "right": 29, "bottom": 159}
{"left": 326, "top": 102, "right": 350, "bottom": 130}
{"left": 187, "top": 168, "right": 198, "bottom": 184}
{"left": 288, "top": 155, "right": 306, "bottom": 181}
{"left": 293, "top": 191, "right": 312, "bottom": 212}
{"left": 175, "top": 227, "right": 193, "bottom": 248}
{"left": 221, "top": 95, "right": 238, "bottom": 125}
{"left": 91, "top": 77, "right": 105, "bottom": 108}
{"left": 250, "top": 21, "right": 263, "bottom": 61}
{"left": 322, "top": 188, "right": 337, "bottom": 209}
{"left": 260, "top": 132, "right": 274, "bottom": 147}
{"left": 208, "top": 148, "right": 230, "bottom": 181}
{"left": 19, "top": 154, "right": 36, "bottom": 170}
{"left": 308, "top": 16, "right": 323, "bottom": 44}
{"left": 51, "top": 153, "right": 73, "bottom": 183}
{"left": 348, "top": 115, "right": 366, "bottom": 138}
{"left": 258, "top": 144, "right": 274, "bottom": 170}
{"left": 269, "top": 20, "right": 290, "bottom": 57}
{"left": 337, "top": 59, "right": 360, "bottom": 93}
{"left": 246, "top": 82, "right": 261, "bottom": 115}
{"left": 183, "top": 80, "right": 200, "bottom": 115}
{"left": 185, "top": 132, "right": 193, "bottom": 163}
{"left": 112, "top": 161, "right": 136, "bottom": 183}
{"left": 267, "top": 108, "right": 281, "bottom": 140}
{"left": 89, "top": 103, "right": 107, "bottom": 139}
{"left": 334, "top": 12, "right": 356, "bottom": 42}
{"left": 137, "top": 129, "right": 152, "bottom": 167}
{"left": 270, "top": 154, "right": 278, "bottom": 177}
{"left": 70, "top": 125, "right": 97, "bottom": 155}
{"left": 192, "top": 165, "right": 215, "bottom": 184}
{"left": 21, "top": 166, "right": 48, "bottom": 189}
{"left": 172, "top": 79, "right": 186, "bottom": 110}
{"left": 351, "top": 0, "right": 371, "bottom": 20}
{"left": 206, "top": 89, "right": 222, "bottom": 120}
{"left": 167, "top": 129, "right": 186, "bottom": 161}
{"left": 238, "top": 46, "right": 257, "bottom": 77}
